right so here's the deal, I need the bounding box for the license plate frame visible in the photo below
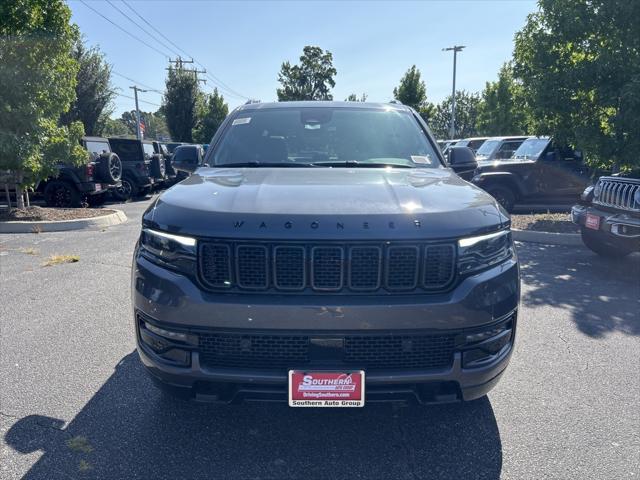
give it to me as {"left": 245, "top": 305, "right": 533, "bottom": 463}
{"left": 585, "top": 213, "right": 600, "bottom": 230}
{"left": 288, "top": 370, "right": 365, "bottom": 408}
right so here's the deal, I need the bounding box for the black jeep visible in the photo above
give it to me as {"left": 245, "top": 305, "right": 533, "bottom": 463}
{"left": 40, "top": 136, "right": 122, "bottom": 208}
{"left": 152, "top": 141, "right": 177, "bottom": 185}
{"left": 108, "top": 138, "right": 165, "bottom": 201}
{"left": 471, "top": 136, "right": 590, "bottom": 212}
{"left": 572, "top": 172, "right": 640, "bottom": 257}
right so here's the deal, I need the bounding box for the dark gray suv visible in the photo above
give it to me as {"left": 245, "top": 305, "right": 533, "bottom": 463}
{"left": 132, "top": 101, "right": 519, "bottom": 407}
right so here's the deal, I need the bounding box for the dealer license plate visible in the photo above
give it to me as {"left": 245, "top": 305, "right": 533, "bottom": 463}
{"left": 585, "top": 213, "right": 600, "bottom": 230}
{"left": 288, "top": 370, "right": 365, "bottom": 407}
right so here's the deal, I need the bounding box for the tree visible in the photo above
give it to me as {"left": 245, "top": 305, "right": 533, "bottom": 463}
{"left": 513, "top": 0, "right": 640, "bottom": 170}
{"left": 99, "top": 116, "right": 129, "bottom": 137}
{"left": 393, "top": 66, "right": 428, "bottom": 112}
{"left": 277, "top": 46, "right": 337, "bottom": 101}
{"left": 194, "top": 88, "right": 229, "bottom": 143}
{"left": 477, "top": 63, "right": 529, "bottom": 136}
{"left": 0, "top": 0, "right": 87, "bottom": 208}
{"left": 163, "top": 67, "right": 202, "bottom": 142}
{"left": 429, "top": 91, "right": 482, "bottom": 139}
{"left": 60, "top": 39, "right": 115, "bottom": 136}
{"left": 345, "top": 93, "right": 368, "bottom": 102}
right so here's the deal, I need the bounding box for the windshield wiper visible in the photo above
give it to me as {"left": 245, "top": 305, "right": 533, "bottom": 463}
{"left": 217, "top": 162, "right": 315, "bottom": 168}
{"left": 311, "top": 161, "right": 413, "bottom": 169}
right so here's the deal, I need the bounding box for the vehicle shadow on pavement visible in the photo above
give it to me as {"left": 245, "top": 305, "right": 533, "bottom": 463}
{"left": 5, "top": 353, "right": 502, "bottom": 480}
{"left": 518, "top": 244, "right": 640, "bottom": 338}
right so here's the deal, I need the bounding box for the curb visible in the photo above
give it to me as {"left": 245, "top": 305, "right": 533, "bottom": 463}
{"left": 512, "top": 228, "right": 582, "bottom": 246}
{"left": 0, "top": 209, "right": 127, "bottom": 233}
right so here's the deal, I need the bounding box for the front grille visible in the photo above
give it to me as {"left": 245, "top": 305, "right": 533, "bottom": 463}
{"left": 199, "top": 332, "right": 455, "bottom": 370}
{"left": 594, "top": 178, "right": 640, "bottom": 212}
{"left": 199, "top": 241, "right": 456, "bottom": 294}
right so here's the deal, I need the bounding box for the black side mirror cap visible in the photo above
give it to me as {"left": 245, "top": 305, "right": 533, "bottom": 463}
{"left": 447, "top": 146, "right": 478, "bottom": 176}
{"left": 172, "top": 147, "right": 200, "bottom": 173}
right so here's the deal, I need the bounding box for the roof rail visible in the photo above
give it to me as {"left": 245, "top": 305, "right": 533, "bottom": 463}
{"left": 389, "top": 100, "right": 403, "bottom": 105}
{"left": 244, "top": 99, "right": 261, "bottom": 105}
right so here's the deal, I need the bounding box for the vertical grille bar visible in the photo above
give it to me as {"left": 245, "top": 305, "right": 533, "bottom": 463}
{"left": 236, "top": 245, "right": 268, "bottom": 289}
{"left": 423, "top": 245, "right": 455, "bottom": 289}
{"left": 349, "top": 246, "right": 382, "bottom": 291}
{"left": 200, "top": 243, "right": 232, "bottom": 288}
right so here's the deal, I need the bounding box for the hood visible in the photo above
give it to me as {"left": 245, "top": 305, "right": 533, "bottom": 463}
{"left": 145, "top": 167, "right": 509, "bottom": 240}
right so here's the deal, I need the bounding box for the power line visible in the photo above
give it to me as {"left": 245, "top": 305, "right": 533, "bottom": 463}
{"left": 105, "top": 0, "right": 183, "bottom": 59}
{"left": 112, "top": 71, "right": 163, "bottom": 94}
{"left": 120, "top": 0, "right": 249, "bottom": 100}
{"left": 115, "top": 92, "right": 161, "bottom": 108}
{"left": 78, "top": 0, "right": 171, "bottom": 59}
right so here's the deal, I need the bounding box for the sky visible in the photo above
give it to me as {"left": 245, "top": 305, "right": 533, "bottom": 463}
{"left": 68, "top": 0, "right": 539, "bottom": 117}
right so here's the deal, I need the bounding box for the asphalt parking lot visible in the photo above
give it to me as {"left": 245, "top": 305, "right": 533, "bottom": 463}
{"left": 1, "top": 197, "right": 638, "bottom": 480}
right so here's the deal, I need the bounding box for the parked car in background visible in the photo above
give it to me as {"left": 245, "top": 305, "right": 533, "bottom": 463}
{"left": 439, "top": 139, "right": 459, "bottom": 156}
{"left": 455, "top": 137, "right": 488, "bottom": 154}
{"left": 572, "top": 172, "right": 640, "bottom": 257}
{"left": 153, "top": 141, "right": 176, "bottom": 185}
{"left": 40, "top": 136, "right": 122, "bottom": 208}
{"left": 474, "top": 136, "right": 529, "bottom": 162}
{"left": 109, "top": 138, "right": 157, "bottom": 201}
{"left": 471, "top": 136, "right": 590, "bottom": 212}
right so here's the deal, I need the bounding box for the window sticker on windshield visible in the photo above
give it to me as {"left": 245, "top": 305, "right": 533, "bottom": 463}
{"left": 232, "top": 117, "right": 251, "bottom": 126}
{"left": 411, "top": 155, "right": 431, "bottom": 164}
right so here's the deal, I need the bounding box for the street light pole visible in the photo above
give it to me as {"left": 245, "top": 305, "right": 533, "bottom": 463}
{"left": 129, "top": 85, "right": 148, "bottom": 140}
{"left": 442, "top": 45, "right": 465, "bottom": 139}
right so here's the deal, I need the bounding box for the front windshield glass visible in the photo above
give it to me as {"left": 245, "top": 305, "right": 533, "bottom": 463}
{"left": 512, "top": 138, "right": 549, "bottom": 160}
{"left": 212, "top": 107, "right": 441, "bottom": 168}
{"left": 475, "top": 140, "right": 500, "bottom": 158}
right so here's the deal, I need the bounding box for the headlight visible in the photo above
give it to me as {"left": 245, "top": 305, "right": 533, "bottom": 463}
{"left": 139, "top": 228, "right": 197, "bottom": 274}
{"left": 457, "top": 230, "right": 514, "bottom": 274}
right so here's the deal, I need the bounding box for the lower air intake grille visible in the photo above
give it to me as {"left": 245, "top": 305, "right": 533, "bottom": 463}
{"left": 199, "top": 332, "right": 455, "bottom": 370}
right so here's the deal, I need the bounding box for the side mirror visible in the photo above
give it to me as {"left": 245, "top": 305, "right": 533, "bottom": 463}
{"left": 172, "top": 147, "right": 200, "bottom": 173}
{"left": 447, "top": 146, "right": 478, "bottom": 178}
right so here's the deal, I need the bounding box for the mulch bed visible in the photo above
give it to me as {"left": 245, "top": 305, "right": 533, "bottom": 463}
{"left": 0, "top": 206, "right": 113, "bottom": 222}
{"left": 510, "top": 212, "right": 579, "bottom": 234}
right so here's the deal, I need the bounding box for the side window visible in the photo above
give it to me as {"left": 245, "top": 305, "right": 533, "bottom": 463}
{"left": 495, "top": 141, "right": 519, "bottom": 159}
{"left": 111, "top": 142, "right": 139, "bottom": 162}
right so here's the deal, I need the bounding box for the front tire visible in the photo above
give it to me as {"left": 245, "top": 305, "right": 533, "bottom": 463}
{"left": 580, "top": 228, "right": 634, "bottom": 258}
{"left": 485, "top": 185, "right": 516, "bottom": 213}
{"left": 43, "top": 180, "right": 81, "bottom": 208}
{"left": 112, "top": 177, "right": 137, "bottom": 201}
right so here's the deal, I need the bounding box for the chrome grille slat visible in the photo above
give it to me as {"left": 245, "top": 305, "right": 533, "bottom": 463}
{"left": 594, "top": 178, "right": 640, "bottom": 212}
{"left": 199, "top": 241, "right": 456, "bottom": 294}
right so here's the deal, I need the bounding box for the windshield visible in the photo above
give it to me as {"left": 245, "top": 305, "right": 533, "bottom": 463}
{"left": 475, "top": 140, "right": 500, "bottom": 158}
{"left": 212, "top": 107, "right": 441, "bottom": 168}
{"left": 512, "top": 138, "right": 549, "bottom": 160}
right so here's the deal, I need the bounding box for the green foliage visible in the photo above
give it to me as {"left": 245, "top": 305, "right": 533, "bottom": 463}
{"left": 277, "top": 46, "right": 337, "bottom": 101}
{"left": 393, "top": 65, "right": 428, "bottom": 112}
{"left": 429, "top": 91, "right": 482, "bottom": 139}
{"left": 117, "top": 110, "right": 170, "bottom": 140}
{"left": 60, "top": 39, "right": 115, "bottom": 136}
{"left": 513, "top": 0, "right": 640, "bottom": 169}
{"left": 98, "top": 115, "right": 129, "bottom": 137}
{"left": 477, "top": 63, "right": 530, "bottom": 136}
{"left": 194, "top": 88, "right": 229, "bottom": 143}
{"left": 0, "top": 0, "right": 87, "bottom": 188}
{"left": 163, "top": 67, "right": 202, "bottom": 142}
{"left": 345, "top": 93, "right": 368, "bottom": 102}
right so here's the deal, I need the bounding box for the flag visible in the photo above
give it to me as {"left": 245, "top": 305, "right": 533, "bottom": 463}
{"left": 139, "top": 117, "right": 146, "bottom": 138}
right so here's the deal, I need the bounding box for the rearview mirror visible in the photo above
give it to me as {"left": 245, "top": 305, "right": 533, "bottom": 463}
{"left": 172, "top": 146, "right": 201, "bottom": 173}
{"left": 447, "top": 146, "right": 478, "bottom": 179}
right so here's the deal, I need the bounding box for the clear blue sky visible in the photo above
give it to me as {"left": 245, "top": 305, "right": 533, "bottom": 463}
{"left": 68, "top": 0, "right": 538, "bottom": 117}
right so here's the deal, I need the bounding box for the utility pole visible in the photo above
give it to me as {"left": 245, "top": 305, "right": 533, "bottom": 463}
{"left": 129, "top": 85, "right": 148, "bottom": 140}
{"left": 442, "top": 45, "right": 465, "bottom": 139}
{"left": 166, "top": 56, "right": 207, "bottom": 84}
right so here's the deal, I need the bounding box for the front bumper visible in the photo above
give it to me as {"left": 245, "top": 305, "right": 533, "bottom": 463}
{"left": 133, "top": 254, "right": 519, "bottom": 404}
{"left": 572, "top": 204, "right": 640, "bottom": 248}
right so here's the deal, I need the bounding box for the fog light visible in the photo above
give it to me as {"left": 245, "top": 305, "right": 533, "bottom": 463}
{"left": 462, "top": 330, "right": 512, "bottom": 368}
